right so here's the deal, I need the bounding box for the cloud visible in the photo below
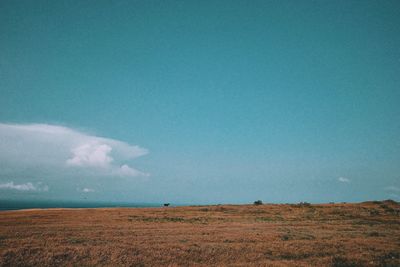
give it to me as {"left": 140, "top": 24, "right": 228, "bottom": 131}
{"left": 82, "top": 188, "right": 95, "bottom": 193}
{"left": 114, "top": 164, "right": 149, "bottom": 177}
{"left": 338, "top": 177, "right": 350, "bottom": 183}
{"left": 0, "top": 182, "right": 48, "bottom": 191}
{"left": 67, "top": 143, "right": 113, "bottom": 168}
{"left": 384, "top": 186, "right": 400, "bottom": 192}
{"left": 0, "top": 123, "right": 148, "bottom": 178}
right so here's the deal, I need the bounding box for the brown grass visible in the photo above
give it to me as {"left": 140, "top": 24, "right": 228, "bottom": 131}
{"left": 0, "top": 201, "right": 399, "bottom": 266}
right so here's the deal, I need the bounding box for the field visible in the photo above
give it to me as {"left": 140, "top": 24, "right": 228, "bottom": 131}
{"left": 0, "top": 201, "right": 399, "bottom": 266}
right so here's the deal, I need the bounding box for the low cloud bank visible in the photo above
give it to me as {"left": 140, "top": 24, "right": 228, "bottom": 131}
{"left": 0, "top": 123, "right": 149, "bottom": 178}
{"left": 0, "top": 182, "right": 48, "bottom": 191}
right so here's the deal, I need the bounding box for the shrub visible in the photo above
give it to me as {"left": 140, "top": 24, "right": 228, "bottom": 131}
{"left": 254, "top": 200, "right": 263, "bottom": 205}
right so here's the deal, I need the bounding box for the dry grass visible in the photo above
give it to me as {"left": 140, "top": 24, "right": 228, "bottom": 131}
{"left": 0, "top": 200, "right": 399, "bottom": 266}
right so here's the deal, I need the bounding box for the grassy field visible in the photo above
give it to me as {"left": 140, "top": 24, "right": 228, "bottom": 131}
{"left": 0, "top": 200, "right": 399, "bottom": 266}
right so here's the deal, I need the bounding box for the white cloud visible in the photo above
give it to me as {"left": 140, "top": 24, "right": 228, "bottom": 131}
{"left": 82, "top": 188, "right": 95, "bottom": 193}
{"left": 338, "top": 177, "right": 350, "bottom": 183}
{"left": 114, "top": 164, "right": 149, "bottom": 177}
{"left": 0, "top": 182, "right": 48, "bottom": 191}
{"left": 0, "top": 123, "right": 148, "bottom": 178}
{"left": 67, "top": 143, "right": 113, "bottom": 168}
{"left": 384, "top": 186, "right": 400, "bottom": 192}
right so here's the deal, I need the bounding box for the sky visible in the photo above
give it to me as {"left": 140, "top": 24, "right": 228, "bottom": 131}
{"left": 0, "top": 0, "right": 400, "bottom": 204}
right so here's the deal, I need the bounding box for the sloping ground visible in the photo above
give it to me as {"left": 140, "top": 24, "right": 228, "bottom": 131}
{"left": 0, "top": 201, "right": 399, "bottom": 266}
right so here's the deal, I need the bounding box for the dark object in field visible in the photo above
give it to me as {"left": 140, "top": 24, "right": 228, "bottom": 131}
{"left": 254, "top": 200, "right": 263, "bottom": 205}
{"left": 164, "top": 203, "right": 170, "bottom": 207}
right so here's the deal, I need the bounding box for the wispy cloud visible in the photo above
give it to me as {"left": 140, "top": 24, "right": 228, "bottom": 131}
{"left": 114, "top": 164, "right": 149, "bottom": 177}
{"left": 338, "top": 177, "right": 350, "bottom": 183}
{"left": 384, "top": 186, "right": 400, "bottom": 192}
{"left": 0, "top": 123, "right": 149, "bottom": 178}
{"left": 388, "top": 193, "right": 400, "bottom": 199}
{"left": 0, "top": 182, "right": 48, "bottom": 191}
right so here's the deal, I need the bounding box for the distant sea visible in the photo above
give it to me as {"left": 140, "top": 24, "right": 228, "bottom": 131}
{"left": 0, "top": 199, "right": 163, "bottom": 211}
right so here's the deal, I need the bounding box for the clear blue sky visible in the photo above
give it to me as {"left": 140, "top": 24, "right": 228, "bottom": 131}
{"left": 1, "top": 0, "right": 399, "bottom": 204}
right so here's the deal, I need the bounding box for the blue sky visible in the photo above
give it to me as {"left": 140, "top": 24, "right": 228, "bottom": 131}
{"left": 0, "top": 0, "right": 399, "bottom": 204}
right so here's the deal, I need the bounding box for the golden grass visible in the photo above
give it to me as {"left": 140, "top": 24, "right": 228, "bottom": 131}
{"left": 0, "top": 200, "right": 399, "bottom": 266}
